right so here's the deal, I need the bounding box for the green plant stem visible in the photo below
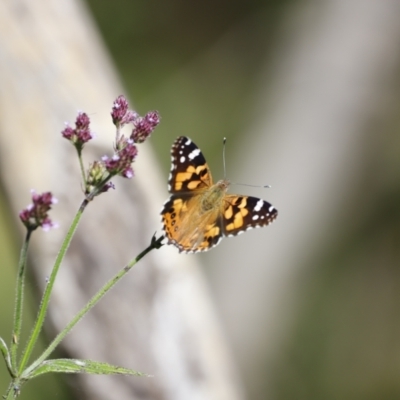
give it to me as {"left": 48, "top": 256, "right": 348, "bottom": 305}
{"left": 22, "top": 234, "right": 164, "bottom": 378}
{"left": 77, "top": 149, "right": 87, "bottom": 188}
{"left": 4, "top": 380, "right": 20, "bottom": 400}
{"left": 10, "top": 230, "right": 31, "bottom": 373}
{"left": 18, "top": 199, "right": 89, "bottom": 374}
{"left": 4, "top": 384, "right": 14, "bottom": 400}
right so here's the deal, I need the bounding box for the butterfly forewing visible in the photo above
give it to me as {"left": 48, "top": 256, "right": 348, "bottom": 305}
{"left": 168, "top": 136, "right": 213, "bottom": 194}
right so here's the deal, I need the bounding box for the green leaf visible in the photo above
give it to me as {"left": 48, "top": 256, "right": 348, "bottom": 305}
{"left": 27, "top": 358, "right": 149, "bottom": 379}
{"left": 0, "top": 336, "right": 9, "bottom": 360}
{"left": 0, "top": 336, "right": 14, "bottom": 376}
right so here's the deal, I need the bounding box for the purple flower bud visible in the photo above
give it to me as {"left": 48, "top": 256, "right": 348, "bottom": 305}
{"left": 75, "top": 112, "right": 90, "bottom": 129}
{"left": 75, "top": 112, "right": 93, "bottom": 144}
{"left": 122, "top": 166, "right": 134, "bottom": 179}
{"left": 42, "top": 218, "right": 59, "bottom": 232}
{"left": 121, "top": 110, "right": 139, "bottom": 125}
{"left": 100, "top": 182, "right": 115, "bottom": 192}
{"left": 111, "top": 95, "right": 128, "bottom": 121}
{"left": 103, "top": 154, "right": 120, "bottom": 171}
{"left": 61, "top": 125, "right": 74, "bottom": 140}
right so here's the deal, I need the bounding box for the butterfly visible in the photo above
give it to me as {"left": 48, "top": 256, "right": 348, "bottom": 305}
{"left": 161, "top": 136, "right": 278, "bottom": 253}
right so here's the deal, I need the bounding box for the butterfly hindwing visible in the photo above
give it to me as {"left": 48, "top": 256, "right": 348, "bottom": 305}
{"left": 222, "top": 195, "right": 278, "bottom": 236}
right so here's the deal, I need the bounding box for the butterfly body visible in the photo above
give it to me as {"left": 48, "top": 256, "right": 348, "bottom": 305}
{"left": 161, "top": 136, "right": 278, "bottom": 253}
{"left": 199, "top": 179, "right": 228, "bottom": 210}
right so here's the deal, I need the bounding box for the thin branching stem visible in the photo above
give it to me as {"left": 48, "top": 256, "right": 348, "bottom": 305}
{"left": 22, "top": 234, "right": 164, "bottom": 378}
{"left": 10, "top": 230, "right": 32, "bottom": 373}
{"left": 77, "top": 149, "right": 87, "bottom": 188}
{"left": 18, "top": 199, "right": 89, "bottom": 373}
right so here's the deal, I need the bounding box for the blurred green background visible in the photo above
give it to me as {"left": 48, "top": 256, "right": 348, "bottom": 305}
{"left": 2, "top": 0, "right": 400, "bottom": 399}
{"left": 84, "top": 0, "right": 289, "bottom": 169}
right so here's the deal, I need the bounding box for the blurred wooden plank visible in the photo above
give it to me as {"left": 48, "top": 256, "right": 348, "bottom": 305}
{"left": 0, "top": 1, "right": 243, "bottom": 399}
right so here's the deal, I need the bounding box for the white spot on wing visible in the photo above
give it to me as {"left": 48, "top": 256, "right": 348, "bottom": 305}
{"left": 185, "top": 138, "right": 192, "bottom": 145}
{"left": 254, "top": 199, "right": 264, "bottom": 212}
{"left": 188, "top": 148, "right": 200, "bottom": 160}
{"left": 180, "top": 156, "right": 186, "bottom": 163}
{"left": 252, "top": 214, "right": 259, "bottom": 220}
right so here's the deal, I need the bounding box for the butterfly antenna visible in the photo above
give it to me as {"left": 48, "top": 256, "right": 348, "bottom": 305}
{"left": 222, "top": 137, "right": 227, "bottom": 180}
{"left": 223, "top": 137, "right": 270, "bottom": 188}
{"left": 232, "top": 182, "right": 271, "bottom": 188}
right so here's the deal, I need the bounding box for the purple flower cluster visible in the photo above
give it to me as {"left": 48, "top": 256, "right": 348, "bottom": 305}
{"left": 131, "top": 111, "right": 160, "bottom": 143}
{"left": 18, "top": 96, "right": 161, "bottom": 230}
{"left": 19, "top": 191, "right": 58, "bottom": 231}
{"left": 111, "top": 95, "right": 138, "bottom": 127}
{"left": 102, "top": 95, "right": 160, "bottom": 180}
{"left": 61, "top": 112, "right": 93, "bottom": 151}
{"left": 60, "top": 95, "right": 160, "bottom": 196}
{"left": 111, "top": 95, "right": 160, "bottom": 143}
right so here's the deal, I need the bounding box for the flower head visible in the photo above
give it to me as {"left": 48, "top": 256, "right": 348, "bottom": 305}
{"left": 111, "top": 95, "right": 138, "bottom": 127}
{"left": 102, "top": 139, "right": 138, "bottom": 179}
{"left": 19, "top": 191, "right": 58, "bottom": 231}
{"left": 62, "top": 112, "right": 93, "bottom": 151}
{"left": 131, "top": 111, "right": 160, "bottom": 143}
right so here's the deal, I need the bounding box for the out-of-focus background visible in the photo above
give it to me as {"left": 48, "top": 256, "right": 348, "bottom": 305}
{"left": 1, "top": 0, "right": 400, "bottom": 399}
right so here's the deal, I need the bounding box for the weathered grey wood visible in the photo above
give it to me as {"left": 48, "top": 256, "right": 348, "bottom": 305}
{"left": 0, "top": 1, "right": 243, "bottom": 399}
